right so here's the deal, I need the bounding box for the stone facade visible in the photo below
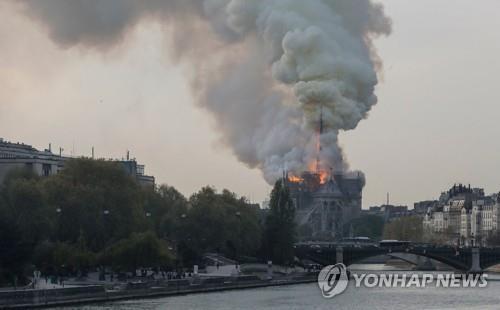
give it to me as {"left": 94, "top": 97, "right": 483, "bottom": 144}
{"left": 423, "top": 184, "right": 500, "bottom": 246}
{"left": 287, "top": 172, "right": 363, "bottom": 241}
{"left": 460, "top": 197, "right": 500, "bottom": 246}
{"left": 0, "top": 138, "right": 64, "bottom": 184}
{"left": 0, "top": 138, "right": 155, "bottom": 188}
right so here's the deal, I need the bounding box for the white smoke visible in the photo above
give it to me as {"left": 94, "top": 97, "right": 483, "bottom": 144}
{"left": 18, "top": 0, "right": 391, "bottom": 184}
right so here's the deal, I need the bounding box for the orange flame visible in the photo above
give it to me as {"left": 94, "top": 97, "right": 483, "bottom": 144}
{"left": 318, "top": 170, "right": 328, "bottom": 184}
{"left": 307, "top": 161, "right": 317, "bottom": 172}
{"left": 288, "top": 175, "right": 304, "bottom": 183}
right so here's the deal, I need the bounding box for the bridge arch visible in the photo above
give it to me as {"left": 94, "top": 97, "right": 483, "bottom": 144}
{"left": 295, "top": 245, "right": 493, "bottom": 272}
{"left": 344, "top": 249, "right": 468, "bottom": 270}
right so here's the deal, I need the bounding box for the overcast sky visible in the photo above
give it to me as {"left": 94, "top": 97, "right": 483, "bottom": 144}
{"left": 1, "top": 0, "right": 499, "bottom": 208}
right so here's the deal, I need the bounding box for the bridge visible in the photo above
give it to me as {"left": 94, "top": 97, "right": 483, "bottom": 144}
{"left": 295, "top": 244, "right": 500, "bottom": 273}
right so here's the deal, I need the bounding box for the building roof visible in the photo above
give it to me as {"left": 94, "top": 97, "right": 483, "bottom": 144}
{"left": 313, "top": 179, "right": 344, "bottom": 198}
{"left": 311, "top": 175, "right": 363, "bottom": 199}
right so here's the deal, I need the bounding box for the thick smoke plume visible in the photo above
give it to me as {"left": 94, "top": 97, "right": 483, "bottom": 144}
{"left": 19, "top": 0, "right": 391, "bottom": 184}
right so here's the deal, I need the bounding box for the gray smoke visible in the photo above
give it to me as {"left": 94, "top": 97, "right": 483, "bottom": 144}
{"left": 19, "top": 0, "right": 391, "bottom": 184}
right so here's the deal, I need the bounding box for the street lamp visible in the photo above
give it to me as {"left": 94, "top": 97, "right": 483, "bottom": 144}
{"left": 235, "top": 211, "right": 242, "bottom": 272}
{"left": 101, "top": 209, "right": 111, "bottom": 281}
{"left": 52, "top": 207, "right": 63, "bottom": 281}
{"left": 172, "top": 213, "right": 188, "bottom": 286}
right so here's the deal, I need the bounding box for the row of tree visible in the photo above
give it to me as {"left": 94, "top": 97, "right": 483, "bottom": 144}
{"left": 383, "top": 216, "right": 424, "bottom": 242}
{"left": 0, "top": 159, "right": 297, "bottom": 285}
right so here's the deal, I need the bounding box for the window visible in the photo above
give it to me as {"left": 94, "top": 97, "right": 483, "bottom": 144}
{"left": 42, "top": 164, "right": 51, "bottom": 177}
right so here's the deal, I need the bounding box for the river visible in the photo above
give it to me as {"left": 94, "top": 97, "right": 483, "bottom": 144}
{"left": 48, "top": 267, "right": 500, "bottom": 310}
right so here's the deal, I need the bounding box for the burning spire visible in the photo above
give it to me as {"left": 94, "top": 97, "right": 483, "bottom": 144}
{"left": 315, "top": 104, "right": 324, "bottom": 174}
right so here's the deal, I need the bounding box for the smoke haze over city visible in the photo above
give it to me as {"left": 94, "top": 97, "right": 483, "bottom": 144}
{"left": 1, "top": 0, "right": 500, "bottom": 207}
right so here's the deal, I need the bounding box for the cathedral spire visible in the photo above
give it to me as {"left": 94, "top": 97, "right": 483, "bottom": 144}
{"left": 316, "top": 104, "right": 323, "bottom": 173}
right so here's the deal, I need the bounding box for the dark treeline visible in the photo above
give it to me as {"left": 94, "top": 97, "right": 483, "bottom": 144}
{"left": 0, "top": 159, "right": 296, "bottom": 285}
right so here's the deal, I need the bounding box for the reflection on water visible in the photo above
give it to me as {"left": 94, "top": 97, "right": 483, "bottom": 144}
{"left": 349, "top": 263, "right": 406, "bottom": 271}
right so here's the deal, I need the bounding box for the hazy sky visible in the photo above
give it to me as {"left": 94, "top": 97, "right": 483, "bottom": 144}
{"left": 1, "top": 0, "right": 499, "bottom": 208}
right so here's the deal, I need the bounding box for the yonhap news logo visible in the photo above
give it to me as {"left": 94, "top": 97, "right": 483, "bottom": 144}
{"left": 317, "top": 263, "right": 349, "bottom": 298}
{"left": 317, "top": 265, "right": 488, "bottom": 299}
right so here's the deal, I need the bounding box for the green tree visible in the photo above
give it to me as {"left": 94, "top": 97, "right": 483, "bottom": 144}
{"left": 383, "top": 216, "right": 423, "bottom": 242}
{"left": 103, "top": 231, "right": 172, "bottom": 272}
{"left": 423, "top": 226, "right": 455, "bottom": 245}
{"left": 51, "top": 242, "right": 96, "bottom": 275}
{"left": 177, "top": 187, "right": 262, "bottom": 264}
{"left": 344, "top": 215, "right": 385, "bottom": 240}
{"left": 261, "top": 180, "right": 296, "bottom": 265}
{"left": 2, "top": 170, "right": 51, "bottom": 245}
{"left": 43, "top": 159, "right": 146, "bottom": 251}
{"left": 153, "top": 185, "right": 188, "bottom": 240}
{"left": 0, "top": 206, "right": 31, "bottom": 284}
{"left": 0, "top": 169, "right": 51, "bottom": 284}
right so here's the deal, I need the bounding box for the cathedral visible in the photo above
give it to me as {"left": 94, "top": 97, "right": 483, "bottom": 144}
{"left": 286, "top": 171, "right": 364, "bottom": 241}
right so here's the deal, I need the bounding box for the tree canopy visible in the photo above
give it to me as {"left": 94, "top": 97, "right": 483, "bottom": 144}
{"left": 344, "top": 215, "right": 385, "bottom": 240}
{"left": 0, "top": 159, "right": 265, "bottom": 284}
{"left": 261, "top": 180, "right": 296, "bottom": 265}
{"left": 177, "top": 187, "right": 262, "bottom": 265}
{"left": 383, "top": 216, "right": 423, "bottom": 242}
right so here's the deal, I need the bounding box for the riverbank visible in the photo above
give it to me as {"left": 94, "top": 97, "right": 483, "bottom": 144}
{"left": 0, "top": 275, "right": 317, "bottom": 309}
